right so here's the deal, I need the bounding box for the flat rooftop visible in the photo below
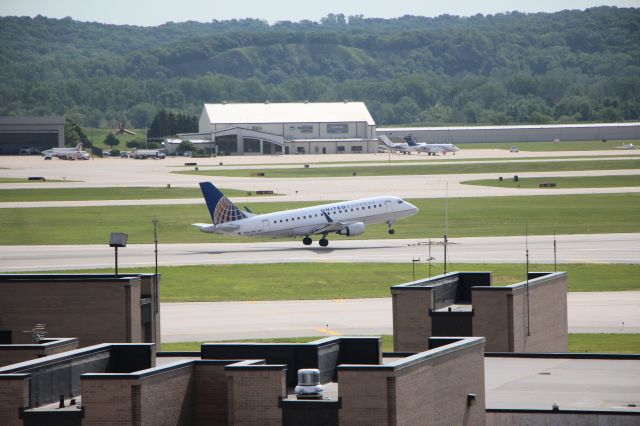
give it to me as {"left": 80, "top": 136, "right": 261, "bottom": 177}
{"left": 155, "top": 353, "right": 640, "bottom": 413}
{"left": 485, "top": 356, "right": 640, "bottom": 412}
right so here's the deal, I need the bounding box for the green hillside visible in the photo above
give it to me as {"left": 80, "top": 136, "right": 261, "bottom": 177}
{"left": 0, "top": 7, "right": 638, "bottom": 127}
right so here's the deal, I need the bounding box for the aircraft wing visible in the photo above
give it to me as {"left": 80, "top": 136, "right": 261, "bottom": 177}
{"left": 192, "top": 222, "right": 239, "bottom": 233}
{"left": 309, "top": 211, "right": 358, "bottom": 235}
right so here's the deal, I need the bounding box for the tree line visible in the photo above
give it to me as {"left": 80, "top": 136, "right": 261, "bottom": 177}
{"left": 0, "top": 7, "right": 638, "bottom": 127}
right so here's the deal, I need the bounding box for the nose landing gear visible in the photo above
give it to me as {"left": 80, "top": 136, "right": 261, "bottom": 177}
{"left": 387, "top": 221, "right": 396, "bottom": 235}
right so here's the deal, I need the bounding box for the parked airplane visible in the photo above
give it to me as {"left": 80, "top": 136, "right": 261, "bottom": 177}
{"left": 193, "top": 182, "right": 419, "bottom": 247}
{"left": 404, "top": 135, "right": 460, "bottom": 155}
{"left": 41, "top": 143, "right": 88, "bottom": 160}
{"left": 378, "top": 135, "right": 420, "bottom": 155}
{"left": 617, "top": 142, "right": 636, "bottom": 150}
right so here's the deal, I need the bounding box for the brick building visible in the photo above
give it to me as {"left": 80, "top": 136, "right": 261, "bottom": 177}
{"left": 0, "top": 274, "right": 161, "bottom": 348}
{"left": 391, "top": 271, "right": 568, "bottom": 353}
{"left": 0, "top": 337, "right": 486, "bottom": 426}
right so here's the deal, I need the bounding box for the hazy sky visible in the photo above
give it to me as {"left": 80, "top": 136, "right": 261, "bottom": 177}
{"left": 1, "top": 0, "right": 637, "bottom": 26}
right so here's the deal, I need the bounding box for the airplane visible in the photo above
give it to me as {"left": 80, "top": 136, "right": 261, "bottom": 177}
{"left": 404, "top": 135, "right": 460, "bottom": 155}
{"left": 617, "top": 142, "right": 636, "bottom": 150}
{"left": 378, "top": 135, "right": 420, "bottom": 155}
{"left": 115, "top": 119, "right": 136, "bottom": 136}
{"left": 192, "top": 182, "right": 419, "bottom": 247}
{"left": 41, "top": 143, "right": 88, "bottom": 160}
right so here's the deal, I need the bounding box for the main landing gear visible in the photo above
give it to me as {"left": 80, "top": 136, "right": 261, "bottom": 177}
{"left": 387, "top": 221, "right": 396, "bottom": 235}
{"left": 303, "top": 235, "right": 330, "bottom": 247}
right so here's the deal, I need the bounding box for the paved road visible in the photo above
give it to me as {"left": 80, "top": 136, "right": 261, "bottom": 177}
{"left": 1, "top": 153, "right": 639, "bottom": 203}
{"left": 160, "top": 291, "right": 640, "bottom": 342}
{"left": 2, "top": 169, "right": 639, "bottom": 207}
{"left": 1, "top": 233, "right": 638, "bottom": 272}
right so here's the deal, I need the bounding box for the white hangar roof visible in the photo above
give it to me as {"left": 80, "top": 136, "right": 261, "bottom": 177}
{"left": 202, "top": 102, "right": 375, "bottom": 126}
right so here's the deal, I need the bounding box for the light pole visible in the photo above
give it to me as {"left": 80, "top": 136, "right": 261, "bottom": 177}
{"left": 109, "top": 232, "right": 128, "bottom": 277}
{"left": 152, "top": 216, "right": 158, "bottom": 280}
{"left": 412, "top": 258, "right": 420, "bottom": 281}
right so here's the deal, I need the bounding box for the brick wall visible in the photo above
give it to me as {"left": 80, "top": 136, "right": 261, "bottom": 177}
{"left": 82, "top": 378, "right": 135, "bottom": 426}
{"left": 193, "top": 363, "right": 229, "bottom": 426}
{"left": 0, "top": 377, "right": 29, "bottom": 426}
{"left": 472, "top": 291, "right": 512, "bottom": 352}
{"left": 473, "top": 273, "right": 568, "bottom": 352}
{"left": 339, "top": 338, "right": 486, "bottom": 426}
{"left": 392, "top": 288, "right": 433, "bottom": 352}
{"left": 0, "top": 339, "right": 79, "bottom": 367}
{"left": 0, "top": 277, "right": 143, "bottom": 347}
{"left": 394, "top": 345, "right": 485, "bottom": 425}
{"left": 518, "top": 275, "right": 568, "bottom": 352}
{"left": 139, "top": 366, "right": 194, "bottom": 426}
{"left": 226, "top": 367, "right": 286, "bottom": 426}
{"left": 338, "top": 369, "right": 392, "bottom": 426}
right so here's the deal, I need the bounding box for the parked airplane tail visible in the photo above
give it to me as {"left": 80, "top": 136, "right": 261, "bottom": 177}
{"left": 199, "top": 182, "right": 248, "bottom": 225}
{"left": 404, "top": 135, "right": 417, "bottom": 146}
{"left": 378, "top": 135, "right": 395, "bottom": 147}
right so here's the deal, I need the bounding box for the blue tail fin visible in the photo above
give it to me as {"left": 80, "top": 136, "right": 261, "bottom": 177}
{"left": 199, "top": 182, "right": 247, "bottom": 225}
{"left": 404, "top": 135, "right": 417, "bottom": 146}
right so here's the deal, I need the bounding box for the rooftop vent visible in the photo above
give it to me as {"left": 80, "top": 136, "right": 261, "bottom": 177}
{"left": 294, "top": 369, "right": 324, "bottom": 398}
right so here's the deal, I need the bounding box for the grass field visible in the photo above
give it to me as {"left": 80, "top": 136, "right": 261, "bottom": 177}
{"left": 161, "top": 334, "right": 640, "bottom": 353}
{"left": 85, "top": 127, "right": 147, "bottom": 151}
{"left": 175, "top": 159, "right": 640, "bottom": 178}
{"left": 457, "top": 140, "right": 639, "bottom": 151}
{"left": 462, "top": 175, "right": 640, "bottom": 189}
{"left": 2, "top": 193, "right": 638, "bottom": 245}
{"left": 45, "top": 262, "right": 640, "bottom": 302}
{"left": 568, "top": 333, "right": 640, "bottom": 353}
{"left": 0, "top": 187, "right": 275, "bottom": 202}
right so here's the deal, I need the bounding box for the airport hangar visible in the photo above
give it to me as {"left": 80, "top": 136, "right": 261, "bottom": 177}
{"left": 0, "top": 116, "right": 65, "bottom": 155}
{"left": 379, "top": 122, "right": 640, "bottom": 144}
{"left": 167, "top": 101, "right": 379, "bottom": 155}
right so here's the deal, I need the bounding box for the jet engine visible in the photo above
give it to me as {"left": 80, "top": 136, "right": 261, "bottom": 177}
{"left": 337, "top": 222, "right": 365, "bottom": 236}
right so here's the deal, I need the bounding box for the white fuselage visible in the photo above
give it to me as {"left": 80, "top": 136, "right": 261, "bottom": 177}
{"left": 201, "top": 196, "right": 418, "bottom": 237}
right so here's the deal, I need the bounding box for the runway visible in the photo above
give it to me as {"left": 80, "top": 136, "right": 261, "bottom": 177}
{"left": 160, "top": 291, "right": 640, "bottom": 342}
{"left": 1, "top": 233, "right": 638, "bottom": 272}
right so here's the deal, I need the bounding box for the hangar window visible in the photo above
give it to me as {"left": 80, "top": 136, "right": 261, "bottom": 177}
{"left": 350, "top": 146, "right": 363, "bottom": 152}
{"left": 327, "top": 123, "right": 348, "bottom": 133}
{"left": 337, "top": 146, "right": 345, "bottom": 152}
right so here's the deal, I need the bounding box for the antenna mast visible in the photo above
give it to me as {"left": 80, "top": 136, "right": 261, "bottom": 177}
{"left": 444, "top": 183, "right": 448, "bottom": 275}
{"left": 553, "top": 230, "right": 557, "bottom": 273}
{"left": 525, "top": 224, "right": 531, "bottom": 336}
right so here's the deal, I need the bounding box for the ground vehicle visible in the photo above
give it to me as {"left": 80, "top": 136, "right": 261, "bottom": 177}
{"left": 510, "top": 146, "right": 519, "bottom": 153}
{"left": 132, "top": 149, "right": 165, "bottom": 159}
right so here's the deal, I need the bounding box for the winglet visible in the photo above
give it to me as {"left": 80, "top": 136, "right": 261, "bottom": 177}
{"left": 199, "top": 182, "right": 247, "bottom": 225}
